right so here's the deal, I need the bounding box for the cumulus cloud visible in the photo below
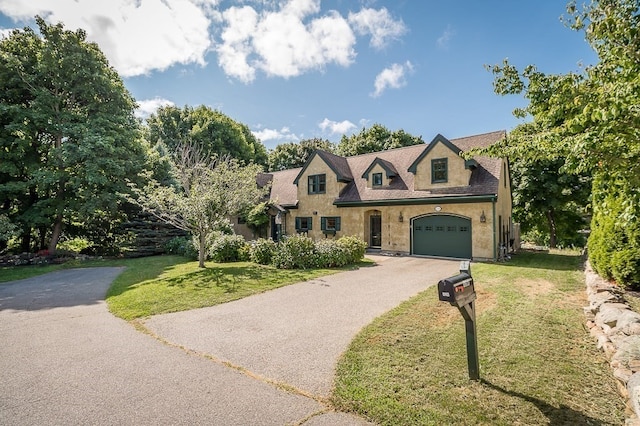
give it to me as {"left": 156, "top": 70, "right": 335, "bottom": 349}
{"left": 437, "top": 25, "right": 455, "bottom": 50}
{"left": 372, "top": 61, "right": 414, "bottom": 98}
{"left": 319, "top": 118, "right": 356, "bottom": 135}
{"left": 0, "top": 0, "right": 408, "bottom": 82}
{"left": 0, "top": 0, "right": 213, "bottom": 77}
{"left": 135, "top": 97, "right": 175, "bottom": 119}
{"left": 348, "top": 7, "right": 406, "bottom": 49}
{"left": 216, "top": 0, "right": 356, "bottom": 82}
{"left": 252, "top": 126, "right": 300, "bottom": 143}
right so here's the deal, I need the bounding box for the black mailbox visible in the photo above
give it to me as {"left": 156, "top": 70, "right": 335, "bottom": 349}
{"left": 438, "top": 272, "right": 475, "bottom": 307}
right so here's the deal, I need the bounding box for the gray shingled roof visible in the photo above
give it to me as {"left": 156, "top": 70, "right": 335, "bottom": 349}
{"left": 269, "top": 130, "right": 506, "bottom": 207}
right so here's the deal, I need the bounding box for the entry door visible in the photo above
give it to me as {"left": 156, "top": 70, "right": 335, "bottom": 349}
{"left": 370, "top": 215, "right": 382, "bottom": 247}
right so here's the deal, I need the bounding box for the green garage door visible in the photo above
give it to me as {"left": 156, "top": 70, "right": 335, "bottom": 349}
{"left": 412, "top": 215, "right": 472, "bottom": 259}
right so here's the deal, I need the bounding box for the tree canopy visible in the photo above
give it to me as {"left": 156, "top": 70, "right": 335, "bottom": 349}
{"left": 485, "top": 0, "right": 640, "bottom": 287}
{"left": 146, "top": 105, "right": 268, "bottom": 168}
{"left": 336, "top": 124, "right": 424, "bottom": 156}
{"left": 0, "top": 17, "right": 148, "bottom": 253}
{"left": 268, "top": 138, "right": 335, "bottom": 171}
{"left": 132, "top": 143, "right": 266, "bottom": 268}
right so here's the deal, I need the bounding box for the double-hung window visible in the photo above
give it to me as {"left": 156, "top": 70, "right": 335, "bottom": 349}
{"left": 321, "top": 216, "right": 341, "bottom": 234}
{"left": 372, "top": 172, "right": 383, "bottom": 187}
{"left": 295, "top": 217, "right": 312, "bottom": 233}
{"left": 431, "top": 158, "right": 448, "bottom": 183}
{"left": 308, "top": 174, "right": 326, "bottom": 194}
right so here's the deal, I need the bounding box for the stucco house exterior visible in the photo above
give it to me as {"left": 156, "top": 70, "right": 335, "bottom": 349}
{"left": 238, "top": 130, "right": 513, "bottom": 261}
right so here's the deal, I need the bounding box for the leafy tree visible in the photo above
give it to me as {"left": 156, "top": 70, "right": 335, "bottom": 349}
{"left": 509, "top": 127, "right": 591, "bottom": 248}
{"left": 132, "top": 143, "right": 267, "bottom": 268}
{"left": 268, "top": 138, "right": 334, "bottom": 171}
{"left": 146, "top": 105, "right": 268, "bottom": 167}
{"left": 0, "top": 17, "right": 148, "bottom": 253}
{"left": 336, "top": 124, "right": 424, "bottom": 156}
{"left": 483, "top": 0, "right": 640, "bottom": 286}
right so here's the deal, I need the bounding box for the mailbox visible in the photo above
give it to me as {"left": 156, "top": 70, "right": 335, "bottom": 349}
{"left": 437, "top": 260, "right": 480, "bottom": 380}
{"left": 438, "top": 272, "right": 475, "bottom": 307}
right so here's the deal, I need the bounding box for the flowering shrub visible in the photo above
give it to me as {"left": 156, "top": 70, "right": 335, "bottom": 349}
{"left": 250, "top": 238, "right": 277, "bottom": 265}
{"left": 209, "top": 234, "right": 250, "bottom": 262}
{"left": 336, "top": 235, "right": 367, "bottom": 265}
{"left": 272, "top": 234, "right": 316, "bottom": 269}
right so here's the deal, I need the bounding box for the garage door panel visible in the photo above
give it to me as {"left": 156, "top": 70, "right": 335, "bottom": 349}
{"left": 412, "top": 215, "right": 471, "bottom": 259}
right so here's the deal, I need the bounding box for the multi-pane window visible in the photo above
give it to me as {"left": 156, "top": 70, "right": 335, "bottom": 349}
{"left": 295, "top": 217, "right": 312, "bottom": 232}
{"left": 431, "top": 158, "right": 448, "bottom": 183}
{"left": 308, "top": 174, "right": 326, "bottom": 194}
{"left": 321, "top": 216, "right": 341, "bottom": 232}
{"left": 372, "top": 172, "right": 383, "bottom": 187}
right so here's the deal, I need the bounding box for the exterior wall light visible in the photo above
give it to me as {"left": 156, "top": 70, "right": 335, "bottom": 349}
{"left": 398, "top": 212, "right": 404, "bottom": 222}
{"left": 480, "top": 210, "right": 486, "bottom": 223}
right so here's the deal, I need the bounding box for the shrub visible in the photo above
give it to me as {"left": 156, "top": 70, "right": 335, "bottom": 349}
{"left": 314, "top": 238, "right": 346, "bottom": 267}
{"left": 57, "top": 237, "right": 93, "bottom": 253}
{"left": 164, "top": 236, "right": 198, "bottom": 260}
{"left": 337, "top": 235, "right": 367, "bottom": 264}
{"left": 250, "top": 238, "right": 277, "bottom": 265}
{"left": 272, "top": 234, "right": 316, "bottom": 269}
{"left": 209, "top": 234, "right": 249, "bottom": 262}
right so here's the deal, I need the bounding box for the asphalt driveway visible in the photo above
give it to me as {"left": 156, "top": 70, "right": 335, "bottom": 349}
{"left": 0, "top": 256, "right": 459, "bottom": 425}
{"left": 143, "top": 255, "right": 459, "bottom": 398}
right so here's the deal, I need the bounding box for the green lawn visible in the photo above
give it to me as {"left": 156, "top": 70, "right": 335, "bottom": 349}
{"left": 332, "top": 251, "right": 625, "bottom": 425}
{"left": 106, "top": 257, "right": 367, "bottom": 320}
{"left": 0, "top": 258, "right": 128, "bottom": 283}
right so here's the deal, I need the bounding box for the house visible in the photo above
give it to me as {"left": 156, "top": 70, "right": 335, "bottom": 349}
{"left": 239, "top": 130, "right": 513, "bottom": 261}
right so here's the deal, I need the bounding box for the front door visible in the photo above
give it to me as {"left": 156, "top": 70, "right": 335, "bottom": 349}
{"left": 370, "top": 215, "right": 382, "bottom": 247}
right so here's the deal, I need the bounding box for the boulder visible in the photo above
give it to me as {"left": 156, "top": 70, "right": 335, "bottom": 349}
{"left": 628, "top": 373, "right": 640, "bottom": 422}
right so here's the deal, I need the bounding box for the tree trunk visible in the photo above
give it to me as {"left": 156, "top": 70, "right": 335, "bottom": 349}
{"left": 20, "top": 227, "right": 31, "bottom": 253}
{"left": 546, "top": 208, "right": 558, "bottom": 249}
{"left": 198, "top": 232, "right": 206, "bottom": 268}
{"left": 48, "top": 214, "right": 63, "bottom": 253}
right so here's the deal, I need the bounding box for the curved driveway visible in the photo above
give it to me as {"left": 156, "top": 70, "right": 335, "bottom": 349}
{"left": 1, "top": 256, "right": 458, "bottom": 425}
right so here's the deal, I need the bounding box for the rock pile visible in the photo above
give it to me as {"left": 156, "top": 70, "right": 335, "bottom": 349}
{"left": 584, "top": 262, "right": 640, "bottom": 425}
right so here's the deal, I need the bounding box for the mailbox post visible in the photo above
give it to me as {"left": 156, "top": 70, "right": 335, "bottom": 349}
{"left": 438, "top": 261, "right": 479, "bottom": 381}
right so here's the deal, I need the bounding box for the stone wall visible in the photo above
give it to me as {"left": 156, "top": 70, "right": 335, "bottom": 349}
{"left": 584, "top": 262, "right": 640, "bottom": 425}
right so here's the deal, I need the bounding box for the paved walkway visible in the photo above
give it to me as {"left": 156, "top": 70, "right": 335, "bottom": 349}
{"left": 0, "top": 256, "right": 459, "bottom": 425}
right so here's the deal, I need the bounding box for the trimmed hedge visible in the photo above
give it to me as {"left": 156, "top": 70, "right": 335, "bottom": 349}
{"left": 588, "top": 174, "right": 640, "bottom": 290}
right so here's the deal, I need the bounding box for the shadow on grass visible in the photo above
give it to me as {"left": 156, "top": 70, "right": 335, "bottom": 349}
{"left": 481, "top": 380, "right": 606, "bottom": 426}
{"left": 494, "top": 251, "right": 584, "bottom": 272}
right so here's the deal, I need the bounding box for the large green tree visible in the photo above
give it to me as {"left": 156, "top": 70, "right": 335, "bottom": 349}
{"left": 268, "top": 138, "right": 335, "bottom": 171}
{"left": 336, "top": 124, "right": 424, "bottom": 156}
{"left": 0, "top": 17, "right": 148, "bottom": 253}
{"left": 132, "top": 143, "right": 267, "bottom": 268}
{"left": 484, "top": 0, "right": 640, "bottom": 287}
{"left": 146, "top": 105, "right": 268, "bottom": 168}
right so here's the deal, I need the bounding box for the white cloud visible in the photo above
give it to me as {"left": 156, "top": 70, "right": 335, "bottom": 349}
{"left": 437, "top": 25, "right": 455, "bottom": 50}
{"left": 319, "top": 118, "right": 356, "bottom": 135}
{"left": 135, "top": 97, "right": 175, "bottom": 119}
{"left": 348, "top": 7, "right": 406, "bottom": 49}
{"left": 0, "top": 0, "right": 213, "bottom": 77}
{"left": 0, "top": 28, "right": 15, "bottom": 39}
{"left": 217, "top": 0, "right": 356, "bottom": 82}
{"left": 252, "top": 126, "right": 300, "bottom": 143}
{"left": 372, "top": 61, "right": 414, "bottom": 98}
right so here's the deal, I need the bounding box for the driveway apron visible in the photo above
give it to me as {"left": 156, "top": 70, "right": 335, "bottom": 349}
{"left": 143, "top": 256, "right": 459, "bottom": 398}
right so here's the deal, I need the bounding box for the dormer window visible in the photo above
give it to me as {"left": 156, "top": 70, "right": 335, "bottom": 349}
{"left": 372, "top": 172, "right": 383, "bottom": 187}
{"left": 431, "top": 158, "right": 448, "bottom": 183}
{"left": 308, "top": 174, "right": 326, "bottom": 194}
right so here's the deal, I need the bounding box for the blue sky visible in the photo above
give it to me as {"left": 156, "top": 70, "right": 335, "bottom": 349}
{"left": 0, "top": 0, "right": 598, "bottom": 150}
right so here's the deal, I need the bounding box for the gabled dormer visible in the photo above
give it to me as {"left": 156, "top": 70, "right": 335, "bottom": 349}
{"left": 293, "top": 150, "right": 353, "bottom": 199}
{"left": 408, "top": 134, "right": 474, "bottom": 191}
{"left": 361, "top": 157, "right": 398, "bottom": 188}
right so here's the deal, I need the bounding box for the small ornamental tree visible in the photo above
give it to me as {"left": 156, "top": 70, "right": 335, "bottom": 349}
{"left": 132, "top": 143, "right": 266, "bottom": 268}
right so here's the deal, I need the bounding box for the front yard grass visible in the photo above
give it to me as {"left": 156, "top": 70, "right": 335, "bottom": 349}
{"left": 332, "top": 250, "right": 625, "bottom": 425}
{"left": 106, "top": 257, "right": 367, "bottom": 320}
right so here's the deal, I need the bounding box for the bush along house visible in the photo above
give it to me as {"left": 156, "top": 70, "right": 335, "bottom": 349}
{"left": 248, "top": 130, "right": 514, "bottom": 261}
